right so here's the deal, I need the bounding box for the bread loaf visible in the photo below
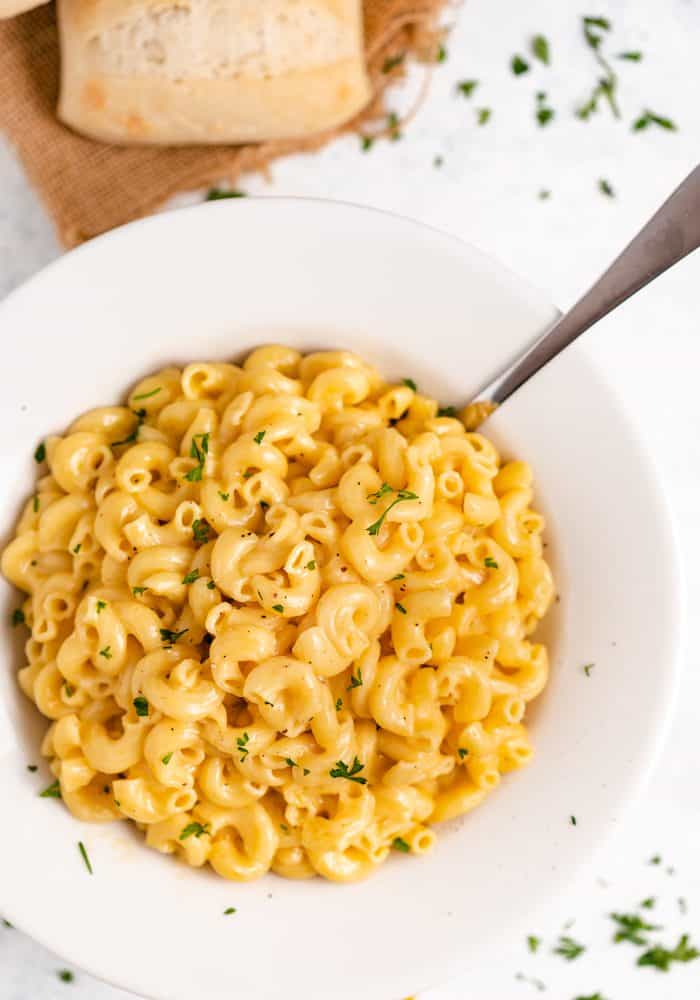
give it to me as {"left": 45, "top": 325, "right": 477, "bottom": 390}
{"left": 0, "top": 0, "right": 49, "bottom": 18}
{"left": 57, "top": 0, "right": 371, "bottom": 145}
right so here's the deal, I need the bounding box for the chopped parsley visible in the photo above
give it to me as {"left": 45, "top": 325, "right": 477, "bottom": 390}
{"left": 132, "top": 586, "right": 148, "bottom": 596}
{"left": 527, "top": 934, "right": 540, "bottom": 953}
{"left": 78, "top": 841, "right": 93, "bottom": 874}
{"left": 33, "top": 495, "right": 39, "bottom": 513}
{"left": 192, "top": 519, "right": 210, "bottom": 544}
{"left": 133, "top": 696, "right": 149, "bottom": 717}
{"left": 361, "top": 136, "right": 374, "bottom": 152}
{"left": 395, "top": 602, "right": 407, "bottom": 614}
{"left": 73, "top": 543, "right": 81, "bottom": 554}
{"left": 335, "top": 698, "right": 343, "bottom": 711}
{"left": 11, "top": 608, "right": 25, "bottom": 626}
{"left": 437, "top": 406, "right": 457, "bottom": 417}
{"left": 160, "top": 627, "right": 188, "bottom": 646}
{"left": 64, "top": 683, "right": 75, "bottom": 698}
{"left": 306, "top": 560, "right": 316, "bottom": 570}
{"left": 554, "top": 935, "right": 585, "bottom": 960}
{"left": 112, "top": 408, "right": 146, "bottom": 448}
{"left": 58, "top": 970, "right": 74, "bottom": 983}
{"left": 402, "top": 377, "right": 417, "bottom": 391}
{"left": 573, "top": 995, "right": 606, "bottom": 1000}
{"left": 366, "top": 487, "right": 418, "bottom": 535}
{"left": 610, "top": 911, "right": 660, "bottom": 945}
{"left": 583, "top": 662, "right": 595, "bottom": 676}
{"left": 436, "top": 44, "right": 447, "bottom": 62}
{"left": 477, "top": 107, "right": 492, "bottom": 126}
{"left": 27, "top": 764, "right": 38, "bottom": 772}
{"left": 458, "top": 748, "right": 468, "bottom": 759}
{"left": 641, "top": 897, "right": 656, "bottom": 909}
{"left": 367, "top": 482, "right": 393, "bottom": 505}
{"left": 179, "top": 822, "right": 211, "bottom": 840}
{"left": 456, "top": 80, "right": 478, "bottom": 98}
{"left": 515, "top": 973, "right": 546, "bottom": 992}
{"left": 511, "top": 54, "right": 530, "bottom": 75}
{"left": 206, "top": 188, "right": 246, "bottom": 200}
{"left": 99, "top": 646, "right": 112, "bottom": 659}
{"left": 633, "top": 109, "right": 677, "bottom": 132}
{"left": 638, "top": 934, "right": 699, "bottom": 971}
{"left": 387, "top": 112, "right": 401, "bottom": 140}
{"left": 329, "top": 757, "right": 367, "bottom": 785}
{"left": 206, "top": 580, "right": 216, "bottom": 590}
{"left": 40, "top": 779, "right": 61, "bottom": 798}
{"left": 237, "top": 732, "right": 250, "bottom": 763}
{"left": 272, "top": 604, "right": 284, "bottom": 613}
{"left": 182, "top": 569, "right": 200, "bottom": 585}
{"left": 484, "top": 556, "right": 499, "bottom": 569}
{"left": 535, "top": 90, "right": 555, "bottom": 126}
{"left": 570, "top": 815, "right": 577, "bottom": 825}
{"left": 96, "top": 600, "right": 106, "bottom": 613}
{"left": 347, "top": 668, "right": 363, "bottom": 690}
{"left": 391, "top": 573, "right": 405, "bottom": 581}
{"left": 218, "top": 491, "right": 230, "bottom": 502}
{"left": 34, "top": 442, "right": 46, "bottom": 463}
{"left": 577, "top": 16, "right": 620, "bottom": 120}
{"left": 161, "top": 752, "right": 173, "bottom": 765}
{"left": 538, "top": 189, "right": 551, "bottom": 200}
{"left": 184, "top": 433, "right": 210, "bottom": 482}
{"left": 132, "top": 387, "right": 162, "bottom": 401}
{"left": 223, "top": 907, "right": 237, "bottom": 915}
{"left": 392, "top": 837, "right": 410, "bottom": 853}
{"left": 253, "top": 430, "right": 266, "bottom": 444}
{"left": 598, "top": 178, "right": 615, "bottom": 197}
{"left": 531, "top": 34, "right": 550, "bottom": 65}
{"left": 2, "top": 919, "right": 12, "bottom": 928}
{"left": 285, "top": 758, "right": 299, "bottom": 768}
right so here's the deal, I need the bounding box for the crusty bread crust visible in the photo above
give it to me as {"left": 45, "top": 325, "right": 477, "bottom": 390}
{"left": 57, "top": 0, "right": 371, "bottom": 145}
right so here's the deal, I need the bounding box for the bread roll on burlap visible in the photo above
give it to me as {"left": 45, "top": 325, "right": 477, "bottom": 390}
{"left": 57, "top": 0, "right": 372, "bottom": 145}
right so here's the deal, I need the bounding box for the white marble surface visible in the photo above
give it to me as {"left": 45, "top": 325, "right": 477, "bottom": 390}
{"left": 1, "top": 0, "right": 699, "bottom": 997}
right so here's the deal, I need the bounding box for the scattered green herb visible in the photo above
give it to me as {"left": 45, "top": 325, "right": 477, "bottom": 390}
{"left": 161, "top": 752, "right": 173, "bottom": 765}
{"left": 347, "top": 668, "right": 363, "bottom": 690}
{"left": 641, "top": 897, "right": 656, "bottom": 910}
{"left": 395, "top": 602, "right": 407, "bottom": 614}
{"left": 218, "top": 491, "right": 230, "bottom": 502}
{"left": 132, "top": 586, "right": 148, "bottom": 596}
{"left": 206, "top": 188, "right": 246, "bottom": 200}
{"left": 285, "top": 758, "right": 298, "bottom": 768}
{"left": 392, "top": 837, "right": 410, "bottom": 853}
{"left": 403, "top": 377, "right": 417, "bottom": 391}
{"left": 570, "top": 815, "right": 577, "bottom": 825}
{"left": 306, "top": 560, "right": 316, "bottom": 570}
{"left": 99, "top": 646, "right": 111, "bottom": 659}
{"left": 335, "top": 698, "right": 343, "bottom": 711}
{"left": 477, "top": 107, "right": 492, "bottom": 126}
{"left": 78, "top": 841, "right": 93, "bottom": 874}
{"left": 638, "top": 934, "right": 699, "bottom": 971}
{"left": 554, "top": 935, "right": 585, "bottom": 960}
{"left": 253, "top": 430, "right": 266, "bottom": 445}
{"left": 456, "top": 79, "right": 479, "bottom": 98}
{"left": 391, "top": 573, "right": 405, "bottom": 581}
{"left": 434, "top": 155, "right": 444, "bottom": 168}
{"left": 11, "top": 608, "right": 25, "bottom": 627}
{"left": 617, "top": 50, "right": 642, "bottom": 61}
{"left": 573, "top": 995, "right": 607, "bottom": 1000}
{"left": 535, "top": 90, "right": 555, "bottom": 126}
{"left": 185, "top": 433, "right": 210, "bottom": 482}
{"left": 73, "top": 543, "right": 81, "bottom": 554}
{"left": 437, "top": 406, "right": 457, "bottom": 417}
{"left": 272, "top": 604, "right": 284, "bottom": 613}
{"left": 515, "top": 972, "right": 546, "bottom": 992}
{"left": 64, "top": 683, "right": 75, "bottom": 698}
{"left": 527, "top": 935, "right": 540, "bottom": 953}
{"left": 182, "top": 569, "right": 200, "bottom": 585}
{"left": 532, "top": 35, "right": 550, "bottom": 65}
{"left": 224, "top": 907, "right": 237, "bottom": 915}
{"left": 207, "top": 580, "right": 216, "bottom": 590}
{"left": 27, "top": 764, "right": 38, "bottom": 772}
{"left": 484, "top": 556, "right": 499, "bottom": 569}
{"left": 583, "top": 662, "right": 595, "bottom": 676}
{"left": 538, "top": 189, "right": 551, "bottom": 200}
{"left": 33, "top": 495, "right": 39, "bottom": 513}
{"left": 361, "top": 136, "right": 374, "bottom": 152}
{"left": 133, "top": 696, "right": 149, "bottom": 717}
{"left": 458, "top": 748, "right": 469, "bottom": 759}
{"left": 179, "top": 822, "right": 211, "bottom": 840}
{"left": 436, "top": 44, "right": 447, "bottom": 62}
{"left": 237, "top": 732, "right": 250, "bottom": 763}
{"left": 610, "top": 911, "right": 660, "bottom": 946}
{"left": 367, "top": 487, "right": 418, "bottom": 536}
{"left": 598, "top": 178, "right": 615, "bottom": 197}
{"left": 133, "top": 387, "right": 162, "bottom": 401}
{"left": 34, "top": 442, "right": 46, "bottom": 463}
{"left": 2, "top": 919, "right": 12, "bottom": 928}
{"left": 40, "top": 780, "right": 61, "bottom": 798}
{"left": 511, "top": 54, "right": 530, "bottom": 75}
{"left": 330, "top": 757, "right": 367, "bottom": 784}
{"left": 192, "top": 519, "right": 210, "bottom": 544}
{"left": 58, "top": 970, "right": 74, "bottom": 983}
{"left": 649, "top": 854, "right": 662, "bottom": 865}
{"left": 96, "top": 600, "right": 106, "bottom": 614}
{"left": 632, "top": 109, "right": 677, "bottom": 132}
{"left": 160, "top": 627, "right": 188, "bottom": 646}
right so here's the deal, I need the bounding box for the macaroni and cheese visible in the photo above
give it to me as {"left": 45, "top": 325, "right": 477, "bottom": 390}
{"left": 2, "top": 347, "right": 554, "bottom": 882}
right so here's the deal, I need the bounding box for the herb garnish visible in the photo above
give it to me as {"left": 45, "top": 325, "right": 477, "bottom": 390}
{"left": 206, "top": 188, "right": 246, "bottom": 200}
{"left": 224, "top": 907, "right": 237, "bottom": 915}
{"left": 133, "top": 387, "right": 162, "bottom": 401}
{"left": 335, "top": 698, "right": 343, "bottom": 711}
{"left": 598, "top": 178, "right": 615, "bottom": 197}
{"left": 184, "top": 433, "right": 210, "bottom": 482}
{"left": 611, "top": 911, "right": 660, "bottom": 945}
{"left": 532, "top": 35, "right": 550, "bottom": 65}
{"left": 366, "top": 487, "right": 418, "bottom": 536}
{"left": 456, "top": 80, "right": 478, "bottom": 98}
{"left": 179, "top": 822, "right": 211, "bottom": 840}
{"left": 99, "top": 646, "right": 112, "bottom": 659}
{"left": 253, "top": 430, "right": 266, "bottom": 445}
{"left": 632, "top": 109, "right": 677, "bottom": 132}
{"left": 638, "top": 934, "right": 699, "bottom": 971}
{"left": 617, "top": 50, "right": 642, "bottom": 61}
{"left": 484, "top": 556, "right": 499, "bottom": 569}
{"left": 388, "top": 112, "right": 401, "bottom": 140}
{"left": 34, "top": 442, "right": 46, "bottom": 463}
{"left": 641, "top": 896, "right": 655, "bottom": 909}
{"left": 382, "top": 54, "right": 404, "bottom": 73}
{"left": 192, "top": 519, "right": 210, "bottom": 544}
{"left": 306, "top": 560, "right": 316, "bottom": 570}
{"left": 73, "top": 543, "right": 81, "bottom": 554}
{"left": 272, "top": 604, "right": 284, "bottom": 613}
{"left": 347, "top": 668, "right": 363, "bottom": 690}
{"left": 160, "top": 627, "right": 188, "bottom": 646}
{"left": 182, "top": 569, "right": 200, "bottom": 585}
{"left": 96, "top": 600, "right": 106, "bottom": 613}
{"left": 27, "top": 764, "right": 38, "bottom": 772}
{"left": 570, "top": 815, "right": 577, "bottom": 825}
{"left": 161, "top": 752, "right": 173, "bottom": 765}
{"left": 395, "top": 602, "right": 407, "bottom": 614}
{"left": 361, "top": 136, "right": 374, "bottom": 152}
{"left": 402, "top": 377, "right": 417, "bottom": 391}
{"left": 329, "top": 757, "right": 367, "bottom": 784}
{"left": 133, "top": 696, "right": 149, "bottom": 717}
{"left": 554, "top": 935, "right": 585, "bottom": 960}
{"left": 78, "top": 841, "right": 93, "bottom": 874}
{"left": 218, "top": 491, "right": 230, "bottom": 502}
{"left": 33, "top": 495, "right": 39, "bottom": 513}
{"left": 437, "top": 406, "right": 457, "bottom": 417}
{"left": 58, "top": 970, "right": 74, "bottom": 983}
{"left": 392, "top": 837, "right": 410, "bottom": 853}
{"left": 237, "top": 732, "right": 250, "bottom": 763}
{"left": 458, "top": 748, "right": 468, "bottom": 759}
{"left": 11, "top": 609, "right": 25, "bottom": 626}
{"left": 477, "top": 108, "right": 492, "bottom": 126}
{"left": 583, "top": 662, "right": 595, "bottom": 676}
{"left": 206, "top": 580, "right": 216, "bottom": 590}
{"left": 527, "top": 934, "right": 540, "bottom": 953}
{"left": 132, "top": 586, "right": 148, "bottom": 596}
{"left": 511, "top": 54, "right": 530, "bottom": 75}
{"left": 40, "top": 779, "right": 61, "bottom": 798}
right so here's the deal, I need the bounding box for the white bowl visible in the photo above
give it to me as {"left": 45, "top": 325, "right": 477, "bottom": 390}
{"left": 0, "top": 200, "right": 682, "bottom": 1000}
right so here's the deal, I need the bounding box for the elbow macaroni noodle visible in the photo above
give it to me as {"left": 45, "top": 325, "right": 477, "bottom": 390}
{"left": 2, "top": 347, "right": 554, "bottom": 883}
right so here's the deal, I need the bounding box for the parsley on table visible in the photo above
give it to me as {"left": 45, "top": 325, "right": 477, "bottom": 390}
{"left": 34, "top": 442, "right": 46, "bottom": 463}
{"left": 132, "top": 387, "right": 162, "bottom": 401}
{"left": 477, "top": 107, "right": 492, "bottom": 126}
{"left": 456, "top": 80, "right": 478, "bottom": 98}
{"left": 160, "top": 627, "right": 188, "bottom": 646}
{"left": 223, "top": 907, "right": 237, "bottom": 915}
{"left": 185, "top": 433, "right": 210, "bottom": 482}
{"left": 553, "top": 935, "right": 585, "bottom": 960}
{"left": 366, "top": 487, "right": 418, "bottom": 536}
{"left": 2, "top": 919, "right": 12, "bottom": 928}
{"left": 573, "top": 995, "right": 607, "bottom": 1000}
{"left": 58, "top": 970, "right": 74, "bottom": 983}
{"left": 192, "top": 519, "right": 210, "bottom": 544}
{"left": 132, "top": 586, "right": 148, "bottom": 596}
{"left": 361, "top": 136, "right": 374, "bottom": 152}
{"left": 182, "top": 569, "right": 200, "bottom": 585}
{"left": 511, "top": 54, "right": 530, "bottom": 75}
{"left": 535, "top": 91, "right": 555, "bottom": 126}
{"left": 570, "top": 815, "right": 577, "bottom": 825}
{"left": 583, "top": 662, "right": 595, "bottom": 676}
{"left": 40, "top": 780, "right": 61, "bottom": 798}
{"left": 392, "top": 837, "right": 410, "bottom": 853}
{"left": 161, "top": 752, "right": 173, "bottom": 765}
{"left": 610, "top": 911, "right": 660, "bottom": 945}
{"left": 527, "top": 934, "right": 540, "bottom": 953}
{"left": 538, "top": 189, "right": 551, "bottom": 200}
{"left": 179, "top": 822, "right": 210, "bottom": 840}
{"left": 330, "top": 757, "right": 367, "bottom": 784}
{"left": 27, "top": 764, "right": 38, "bottom": 772}
{"left": 78, "top": 841, "right": 93, "bottom": 874}
{"left": 632, "top": 110, "right": 677, "bottom": 132}
{"left": 532, "top": 35, "right": 550, "bottom": 65}
{"left": 387, "top": 112, "right": 402, "bottom": 141}
{"left": 206, "top": 188, "right": 246, "bottom": 200}
{"left": 335, "top": 698, "right": 343, "bottom": 711}
{"left": 133, "top": 696, "right": 149, "bottom": 717}
{"left": 402, "top": 377, "right": 417, "bottom": 391}
{"left": 218, "top": 491, "right": 230, "bottom": 502}
{"left": 237, "top": 732, "right": 250, "bottom": 763}
{"left": 638, "top": 934, "right": 699, "bottom": 970}
{"left": 649, "top": 854, "right": 662, "bottom": 865}
{"left": 577, "top": 16, "right": 620, "bottom": 120}
{"left": 11, "top": 609, "right": 25, "bottom": 626}
{"left": 347, "top": 668, "right": 363, "bottom": 690}
{"left": 96, "top": 600, "right": 106, "bottom": 613}
{"left": 436, "top": 44, "right": 447, "bottom": 62}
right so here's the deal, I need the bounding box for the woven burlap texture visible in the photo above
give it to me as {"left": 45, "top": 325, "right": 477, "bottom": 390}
{"left": 0, "top": 1, "right": 444, "bottom": 247}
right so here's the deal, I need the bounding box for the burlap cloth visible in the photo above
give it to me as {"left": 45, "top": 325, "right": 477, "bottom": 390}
{"left": 0, "top": 1, "right": 445, "bottom": 247}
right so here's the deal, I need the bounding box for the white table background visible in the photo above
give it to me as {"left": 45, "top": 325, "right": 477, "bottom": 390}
{"left": 1, "top": 1, "right": 699, "bottom": 997}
